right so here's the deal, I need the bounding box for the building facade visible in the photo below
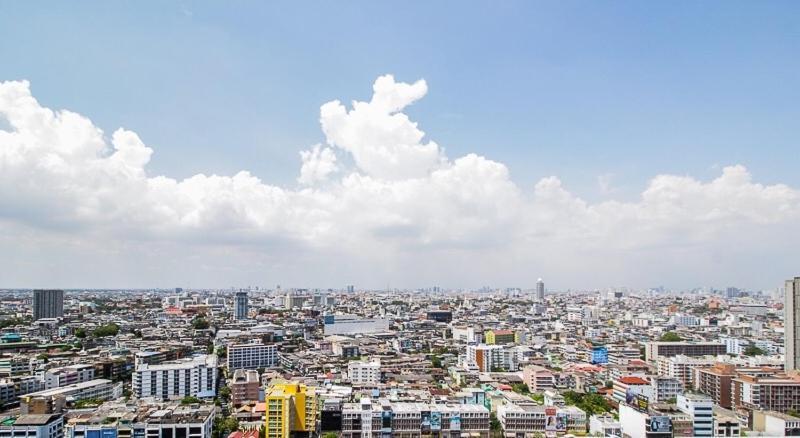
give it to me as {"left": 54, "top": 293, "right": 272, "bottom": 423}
{"left": 132, "top": 355, "right": 217, "bottom": 400}
{"left": 227, "top": 344, "right": 278, "bottom": 371}
{"left": 32, "top": 290, "right": 64, "bottom": 321}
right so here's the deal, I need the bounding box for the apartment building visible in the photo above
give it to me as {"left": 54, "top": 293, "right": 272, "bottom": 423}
{"left": 339, "top": 397, "right": 490, "bottom": 438}
{"left": 521, "top": 365, "right": 555, "bottom": 392}
{"left": 226, "top": 343, "right": 278, "bottom": 371}
{"left": 133, "top": 355, "right": 217, "bottom": 400}
{"left": 497, "top": 404, "right": 586, "bottom": 436}
{"left": 0, "top": 414, "right": 63, "bottom": 438}
{"left": 230, "top": 369, "right": 260, "bottom": 407}
{"left": 693, "top": 363, "right": 735, "bottom": 408}
{"left": 466, "top": 344, "right": 517, "bottom": 372}
{"left": 347, "top": 359, "right": 381, "bottom": 385}
{"left": 657, "top": 355, "right": 716, "bottom": 388}
{"left": 645, "top": 342, "right": 726, "bottom": 363}
{"left": 612, "top": 376, "right": 652, "bottom": 403}
{"left": 677, "top": 393, "right": 713, "bottom": 437}
{"left": 732, "top": 373, "right": 800, "bottom": 413}
{"left": 21, "top": 380, "right": 122, "bottom": 414}
{"left": 66, "top": 403, "right": 215, "bottom": 438}
{"left": 43, "top": 365, "right": 95, "bottom": 389}
{"left": 484, "top": 330, "right": 516, "bottom": 345}
{"left": 649, "top": 376, "right": 683, "bottom": 402}
{"left": 265, "top": 382, "right": 317, "bottom": 438}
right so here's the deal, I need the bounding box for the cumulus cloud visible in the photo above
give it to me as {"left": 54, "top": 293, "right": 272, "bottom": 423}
{"left": 1, "top": 76, "right": 798, "bottom": 288}
{"left": 298, "top": 144, "right": 338, "bottom": 185}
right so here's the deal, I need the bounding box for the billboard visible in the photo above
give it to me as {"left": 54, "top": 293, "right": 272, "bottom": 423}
{"left": 635, "top": 394, "right": 650, "bottom": 413}
{"left": 430, "top": 411, "right": 441, "bottom": 431}
{"left": 591, "top": 346, "right": 608, "bottom": 364}
{"left": 421, "top": 411, "right": 431, "bottom": 434}
{"left": 649, "top": 416, "right": 672, "bottom": 433}
{"left": 545, "top": 407, "right": 557, "bottom": 432}
{"left": 450, "top": 414, "right": 461, "bottom": 431}
{"left": 556, "top": 413, "right": 567, "bottom": 432}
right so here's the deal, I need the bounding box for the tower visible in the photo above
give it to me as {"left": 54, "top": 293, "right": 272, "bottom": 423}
{"left": 536, "top": 278, "right": 545, "bottom": 301}
{"left": 234, "top": 290, "right": 248, "bottom": 320}
{"left": 786, "top": 277, "right": 800, "bottom": 371}
{"left": 33, "top": 289, "right": 64, "bottom": 320}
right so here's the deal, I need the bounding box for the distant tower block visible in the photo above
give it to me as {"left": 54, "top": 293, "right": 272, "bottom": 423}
{"left": 536, "top": 278, "right": 545, "bottom": 301}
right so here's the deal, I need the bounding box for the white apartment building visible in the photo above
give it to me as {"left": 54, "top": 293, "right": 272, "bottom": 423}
{"left": 677, "top": 393, "right": 713, "bottom": 437}
{"left": 649, "top": 376, "right": 684, "bottom": 402}
{"left": 322, "top": 315, "right": 390, "bottom": 335}
{"left": 133, "top": 355, "right": 217, "bottom": 400}
{"left": 226, "top": 343, "right": 278, "bottom": 370}
{"left": 347, "top": 360, "right": 381, "bottom": 385}
{"left": 657, "top": 355, "right": 716, "bottom": 388}
{"left": 0, "top": 414, "right": 63, "bottom": 438}
{"left": 42, "top": 364, "right": 95, "bottom": 389}
{"left": 466, "top": 345, "right": 517, "bottom": 372}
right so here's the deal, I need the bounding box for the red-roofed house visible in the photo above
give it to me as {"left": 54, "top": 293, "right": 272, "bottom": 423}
{"left": 613, "top": 376, "right": 654, "bottom": 403}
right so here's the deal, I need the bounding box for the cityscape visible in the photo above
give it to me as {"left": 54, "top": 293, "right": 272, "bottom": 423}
{"left": 0, "top": 282, "right": 798, "bottom": 437}
{"left": 2, "top": 2, "right": 800, "bottom": 438}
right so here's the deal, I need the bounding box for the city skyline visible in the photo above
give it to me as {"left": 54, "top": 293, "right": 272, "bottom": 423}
{"left": 1, "top": 3, "right": 799, "bottom": 289}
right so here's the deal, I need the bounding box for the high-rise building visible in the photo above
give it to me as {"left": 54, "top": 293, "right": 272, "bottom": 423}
{"left": 234, "top": 290, "right": 248, "bottom": 320}
{"left": 227, "top": 343, "right": 278, "bottom": 370}
{"left": 265, "top": 382, "right": 317, "bottom": 438}
{"left": 32, "top": 289, "right": 64, "bottom": 320}
{"left": 536, "top": 278, "right": 545, "bottom": 301}
{"left": 132, "top": 355, "right": 218, "bottom": 400}
{"left": 785, "top": 276, "right": 800, "bottom": 371}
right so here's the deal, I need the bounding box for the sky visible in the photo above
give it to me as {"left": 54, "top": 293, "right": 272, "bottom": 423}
{"left": 0, "top": 1, "right": 798, "bottom": 290}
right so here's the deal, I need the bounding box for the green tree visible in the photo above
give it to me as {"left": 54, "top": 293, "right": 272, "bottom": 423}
{"left": 321, "top": 433, "right": 338, "bottom": 438}
{"left": 744, "top": 345, "right": 766, "bottom": 356}
{"left": 490, "top": 412, "right": 502, "bottom": 435}
{"left": 192, "top": 318, "right": 210, "bottom": 330}
{"left": 431, "top": 355, "right": 443, "bottom": 369}
{"left": 93, "top": 323, "right": 120, "bottom": 337}
{"left": 181, "top": 396, "right": 202, "bottom": 405}
{"left": 219, "top": 385, "right": 231, "bottom": 402}
{"left": 75, "top": 328, "right": 87, "bottom": 338}
{"left": 659, "top": 332, "right": 683, "bottom": 342}
{"left": 511, "top": 383, "right": 530, "bottom": 395}
{"left": 215, "top": 346, "right": 227, "bottom": 358}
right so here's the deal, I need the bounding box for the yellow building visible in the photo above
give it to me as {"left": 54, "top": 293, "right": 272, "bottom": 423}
{"left": 484, "top": 329, "right": 517, "bottom": 345}
{"left": 265, "top": 382, "right": 317, "bottom": 438}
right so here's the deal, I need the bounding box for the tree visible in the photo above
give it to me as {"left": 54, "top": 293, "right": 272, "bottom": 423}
{"left": 431, "top": 355, "right": 443, "bottom": 369}
{"left": 93, "top": 323, "right": 120, "bottom": 337}
{"left": 181, "top": 396, "right": 202, "bottom": 405}
{"left": 511, "top": 383, "right": 530, "bottom": 395}
{"left": 321, "top": 433, "right": 338, "bottom": 438}
{"left": 192, "top": 318, "right": 210, "bottom": 330}
{"left": 219, "top": 385, "right": 231, "bottom": 402}
{"left": 659, "top": 332, "right": 683, "bottom": 342}
{"left": 75, "top": 328, "right": 87, "bottom": 338}
{"left": 744, "top": 345, "right": 766, "bottom": 356}
{"left": 490, "top": 412, "right": 502, "bottom": 436}
{"left": 215, "top": 346, "right": 227, "bottom": 358}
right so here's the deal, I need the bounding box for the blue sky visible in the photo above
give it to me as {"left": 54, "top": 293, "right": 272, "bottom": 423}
{"left": 2, "top": 1, "right": 797, "bottom": 199}
{"left": 1, "top": 2, "right": 799, "bottom": 289}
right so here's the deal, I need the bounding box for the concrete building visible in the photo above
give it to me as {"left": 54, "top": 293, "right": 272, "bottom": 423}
{"left": 535, "top": 278, "right": 544, "bottom": 302}
{"left": 521, "top": 365, "right": 555, "bottom": 392}
{"left": 786, "top": 276, "right": 800, "bottom": 371}
{"left": 32, "top": 290, "right": 63, "bottom": 321}
{"left": 752, "top": 410, "right": 800, "bottom": 437}
{"left": 230, "top": 369, "right": 260, "bottom": 407}
{"left": 677, "top": 393, "right": 713, "bottom": 437}
{"left": 732, "top": 373, "right": 800, "bottom": 413}
{"left": 322, "top": 315, "right": 390, "bottom": 336}
{"left": 65, "top": 403, "right": 215, "bottom": 438}
{"left": 132, "top": 355, "right": 217, "bottom": 400}
{"left": 612, "top": 376, "right": 652, "bottom": 403}
{"left": 227, "top": 343, "right": 278, "bottom": 371}
{"left": 347, "top": 360, "right": 381, "bottom": 385}
{"left": 484, "top": 330, "right": 516, "bottom": 345}
{"left": 234, "top": 291, "right": 248, "bottom": 320}
{"left": 0, "top": 414, "right": 63, "bottom": 438}
{"left": 589, "top": 415, "right": 621, "bottom": 437}
{"left": 339, "top": 398, "right": 490, "bottom": 438}
{"left": 649, "top": 376, "right": 683, "bottom": 402}
{"left": 265, "top": 382, "right": 316, "bottom": 438}
{"left": 21, "top": 380, "right": 122, "bottom": 414}
{"left": 466, "top": 344, "right": 517, "bottom": 372}
{"left": 693, "top": 363, "right": 735, "bottom": 408}
{"left": 657, "top": 355, "right": 716, "bottom": 388}
{"left": 645, "top": 342, "right": 726, "bottom": 363}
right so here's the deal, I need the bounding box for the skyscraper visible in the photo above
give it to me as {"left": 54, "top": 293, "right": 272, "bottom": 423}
{"left": 536, "top": 278, "right": 545, "bottom": 301}
{"left": 33, "top": 289, "right": 64, "bottom": 320}
{"left": 234, "top": 290, "right": 248, "bottom": 320}
{"left": 786, "top": 277, "right": 800, "bottom": 371}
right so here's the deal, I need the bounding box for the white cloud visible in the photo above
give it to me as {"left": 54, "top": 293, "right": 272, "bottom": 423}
{"left": 1, "top": 76, "right": 798, "bottom": 289}
{"left": 298, "top": 144, "right": 338, "bottom": 185}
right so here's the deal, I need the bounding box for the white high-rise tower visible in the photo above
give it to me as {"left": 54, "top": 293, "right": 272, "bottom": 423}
{"left": 536, "top": 278, "right": 545, "bottom": 301}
